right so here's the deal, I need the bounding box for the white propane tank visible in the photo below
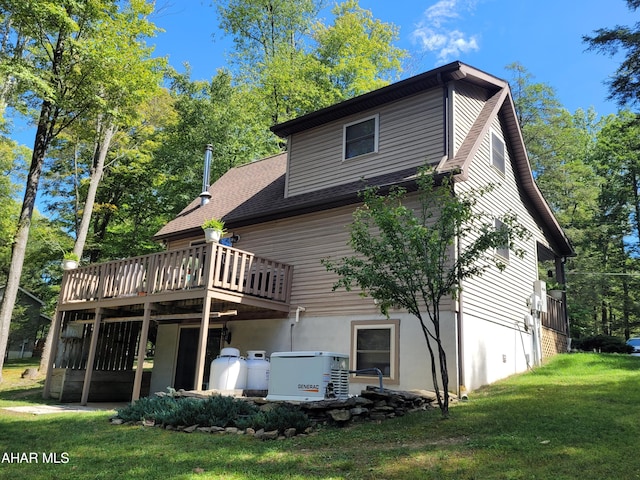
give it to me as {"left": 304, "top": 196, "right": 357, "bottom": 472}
{"left": 209, "top": 347, "right": 247, "bottom": 390}
{"left": 245, "top": 350, "right": 270, "bottom": 390}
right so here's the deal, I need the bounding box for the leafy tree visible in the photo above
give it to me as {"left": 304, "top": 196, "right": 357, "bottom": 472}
{"left": 313, "top": 0, "right": 405, "bottom": 100}
{"left": 215, "top": 0, "right": 324, "bottom": 124}
{"left": 583, "top": 0, "right": 640, "bottom": 106}
{"left": 214, "top": 0, "right": 406, "bottom": 126}
{"left": 323, "top": 170, "right": 529, "bottom": 417}
{"left": 40, "top": 0, "right": 163, "bottom": 262}
{"left": 152, "top": 70, "right": 280, "bottom": 219}
{"left": 584, "top": 112, "right": 640, "bottom": 337}
{"left": 0, "top": 0, "right": 159, "bottom": 381}
{"left": 506, "top": 63, "right": 608, "bottom": 337}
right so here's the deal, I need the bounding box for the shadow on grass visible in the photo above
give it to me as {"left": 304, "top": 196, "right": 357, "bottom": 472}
{"left": 2, "top": 353, "right": 640, "bottom": 480}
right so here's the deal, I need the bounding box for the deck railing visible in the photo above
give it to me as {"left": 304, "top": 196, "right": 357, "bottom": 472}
{"left": 540, "top": 295, "right": 567, "bottom": 334}
{"left": 60, "top": 243, "right": 293, "bottom": 305}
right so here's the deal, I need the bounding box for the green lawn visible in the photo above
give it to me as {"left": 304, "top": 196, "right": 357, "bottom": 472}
{"left": 1, "top": 353, "right": 639, "bottom": 479}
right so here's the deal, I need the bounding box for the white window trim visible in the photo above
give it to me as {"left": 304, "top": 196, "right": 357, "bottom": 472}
{"left": 490, "top": 129, "right": 505, "bottom": 174}
{"left": 350, "top": 319, "right": 399, "bottom": 385}
{"left": 342, "top": 114, "right": 380, "bottom": 161}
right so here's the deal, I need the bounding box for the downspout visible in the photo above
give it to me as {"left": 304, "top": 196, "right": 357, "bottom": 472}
{"left": 457, "top": 234, "right": 467, "bottom": 400}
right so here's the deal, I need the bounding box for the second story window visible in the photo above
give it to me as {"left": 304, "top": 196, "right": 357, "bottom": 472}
{"left": 344, "top": 115, "right": 379, "bottom": 160}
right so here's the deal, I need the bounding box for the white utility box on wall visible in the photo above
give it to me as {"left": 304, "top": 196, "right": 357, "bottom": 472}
{"left": 266, "top": 351, "right": 350, "bottom": 402}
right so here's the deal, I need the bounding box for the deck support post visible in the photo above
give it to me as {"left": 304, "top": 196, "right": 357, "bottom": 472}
{"left": 42, "top": 310, "right": 65, "bottom": 399}
{"left": 80, "top": 307, "right": 103, "bottom": 405}
{"left": 131, "top": 301, "right": 152, "bottom": 402}
{"left": 194, "top": 295, "right": 212, "bottom": 391}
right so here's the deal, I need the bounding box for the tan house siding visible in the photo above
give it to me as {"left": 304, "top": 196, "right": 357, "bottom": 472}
{"left": 455, "top": 114, "right": 550, "bottom": 329}
{"left": 286, "top": 89, "right": 445, "bottom": 198}
{"left": 169, "top": 196, "right": 454, "bottom": 318}
{"left": 233, "top": 205, "right": 380, "bottom": 317}
{"left": 452, "top": 82, "right": 489, "bottom": 155}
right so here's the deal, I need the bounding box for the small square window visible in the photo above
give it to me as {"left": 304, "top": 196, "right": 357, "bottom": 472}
{"left": 491, "top": 131, "right": 505, "bottom": 173}
{"left": 351, "top": 320, "right": 399, "bottom": 383}
{"left": 494, "top": 218, "right": 509, "bottom": 260}
{"left": 344, "top": 115, "right": 378, "bottom": 160}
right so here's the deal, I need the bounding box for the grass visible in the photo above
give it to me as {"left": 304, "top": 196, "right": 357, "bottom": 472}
{"left": 1, "top": 353, "right": 640, "bottom": 479}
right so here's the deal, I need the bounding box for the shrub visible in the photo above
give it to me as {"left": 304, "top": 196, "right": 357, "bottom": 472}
{"left": 572, "top": 335, "right": 634, "bottom": 354}
{"left": 115, "top": 395, "right": 312, "bottom": 433}
{"left": 116, "top": 396, "right": 180, "bottom": 423}
{"left": 237, "top": 403, "right": 311, "bottom": 434}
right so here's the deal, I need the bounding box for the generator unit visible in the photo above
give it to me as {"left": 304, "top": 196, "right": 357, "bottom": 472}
{"left": 266, "top": 351, "right": 349, "bottom": 402}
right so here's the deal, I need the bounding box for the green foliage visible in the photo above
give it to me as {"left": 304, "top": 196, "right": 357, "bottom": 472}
{"left": 115, "top": 395, "right": 310, "bottom": 433}
{"left": 572, "top": 334, "right": 634, "bottom": 353}
{"left": 202, "top": 218, "right": 225, "bottom": 231}
{"left": 215, "top": 0, "right": 406, "bottom": 126}
{"left": 6, "top": 354, "right": 640, "bottom": 479}
{"left": 236, "top": 403, "right": 311, "bottom": 433}
{"left": 506, "top": 62, "right": 640, "bottom": 341}
{"left": 115, "top": 395, "right": 181, "bottom": 423}
{"left": 314, "top": 0, "right": 405, "bottom": 99}
{"left": 583, "top": 0, "right": 640, "bottom": 106}
{"left": 323, "top": 168, "right": 529, "bottom": 417}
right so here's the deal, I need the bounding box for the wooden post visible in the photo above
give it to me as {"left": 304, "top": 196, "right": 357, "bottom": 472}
{"left": 42, "top": 309, "right": 65, "bottom": 399}
{"left": 131, "top": 301, "right": 151, "bottom": 402}
{"left": 80, "top": 307, "right": 103, "bottom": 405}
{"left": 193, "top": 296, "right": 212, "bottom": 391}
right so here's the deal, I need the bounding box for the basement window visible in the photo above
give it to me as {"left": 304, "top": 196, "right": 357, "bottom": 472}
{"left": 343, "top": 115, "right": 379, "bottom": 160}
{"left": 351, "top": 319, "right": 399, "bottom": 383}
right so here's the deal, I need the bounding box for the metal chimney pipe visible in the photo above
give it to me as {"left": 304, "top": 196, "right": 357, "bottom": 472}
{"left": 200, "top": 144, "right": 213, "bottom": 206}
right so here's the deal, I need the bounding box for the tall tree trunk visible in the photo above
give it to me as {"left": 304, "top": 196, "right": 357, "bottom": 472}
{"left": 39, "top": 121, "right": 116, "bottom": 373}
{"left": 0, "top": 100, "right": 55, "bottom": 381}
{"left": 73, "top": 120, "right": 116, "bottom": 258}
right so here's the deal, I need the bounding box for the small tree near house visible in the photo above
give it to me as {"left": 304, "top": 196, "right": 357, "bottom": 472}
{"left": 322, "top": 168, "right": 530, "bottom": 417}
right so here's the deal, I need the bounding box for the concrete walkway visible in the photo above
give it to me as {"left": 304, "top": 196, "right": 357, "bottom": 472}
{"left": 3, "top": 402, "right": 126, "bottom": 415}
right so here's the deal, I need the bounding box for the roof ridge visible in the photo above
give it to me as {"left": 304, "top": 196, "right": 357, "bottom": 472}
{"left": 233, "top": 151, "right": 286, "bottom": 170}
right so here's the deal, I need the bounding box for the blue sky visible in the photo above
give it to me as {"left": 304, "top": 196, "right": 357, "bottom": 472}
{"left": 151, "top": 0, "right": 633, "bottom": 118}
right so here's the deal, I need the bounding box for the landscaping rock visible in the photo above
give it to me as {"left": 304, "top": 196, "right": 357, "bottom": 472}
{"left": 262, "top": 430, "right": 279, "bottom": 440}
{"left": 328, "top": 408, "right": 352, "bottom": 422}
{"left": 284, "top": 428, "right": 297, "bottom": 438}
{"left": 183, "top": 425, "right": 199, "bottom": 433}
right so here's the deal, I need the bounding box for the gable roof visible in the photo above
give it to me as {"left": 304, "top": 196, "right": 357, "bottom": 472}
{"left": 154, "top": 152, "right": 423, "bottom": 242}
{"left": 271, "top": 61, "right": 505, "bottom": 137}
{"left": 436, "top": 83, "right": 574, "bottom": 257}
{"left": 155, "top": 62, "right": 574, "bottom": 257}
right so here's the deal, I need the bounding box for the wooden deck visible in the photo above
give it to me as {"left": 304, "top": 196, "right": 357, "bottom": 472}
{"left": 59, "top": 243, "right": 293, "bottom": 312}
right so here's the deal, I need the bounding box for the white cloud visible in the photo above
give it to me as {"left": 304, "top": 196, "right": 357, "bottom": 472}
{"left": 412, "top": 0, "right": 480, "bottom": 64}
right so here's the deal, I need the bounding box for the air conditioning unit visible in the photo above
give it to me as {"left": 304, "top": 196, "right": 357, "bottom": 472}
{"left": 266, "top": 351, "right": 349, "bottom": 402}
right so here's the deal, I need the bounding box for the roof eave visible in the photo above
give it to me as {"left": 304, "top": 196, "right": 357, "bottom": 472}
{"left": 271, "top": 61, "right": 507, "bottom": 138}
